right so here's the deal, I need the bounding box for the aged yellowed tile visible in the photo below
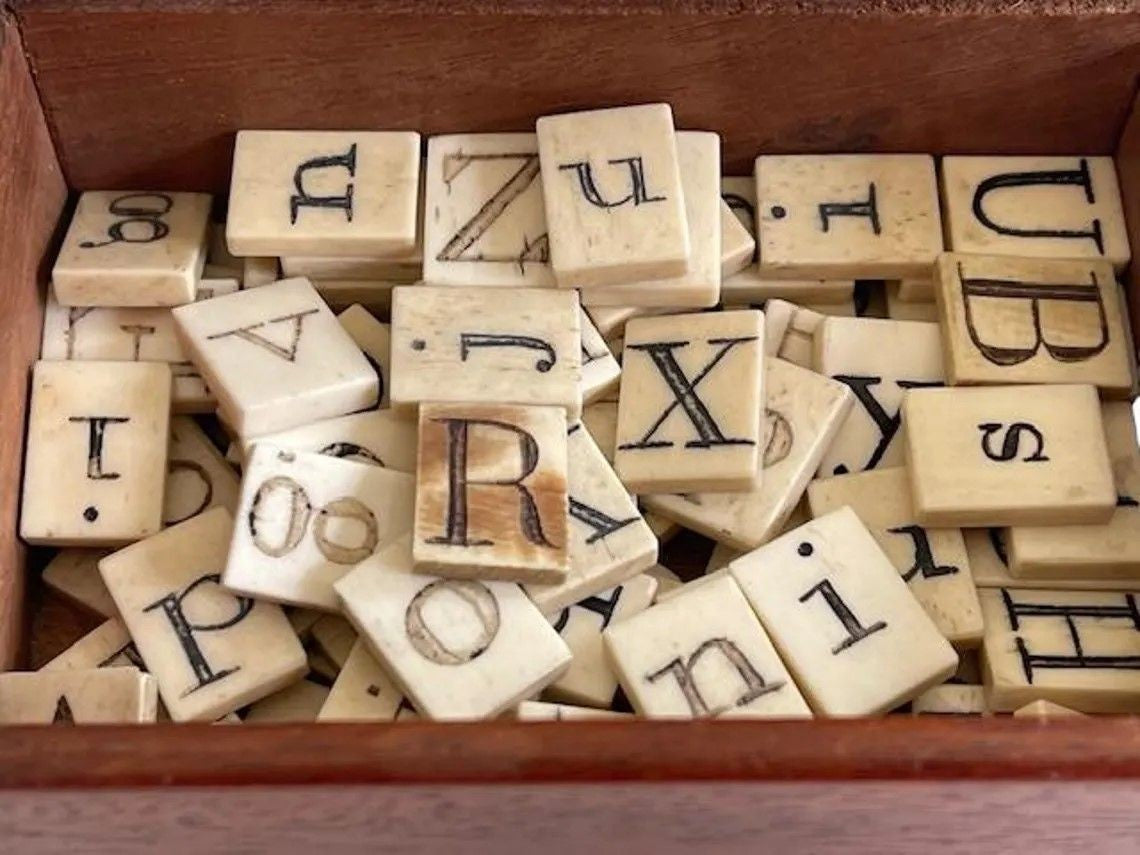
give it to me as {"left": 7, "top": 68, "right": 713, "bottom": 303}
{"left": 651, "top": 567, "right": 730, "bottom": 605}
{"left": 314, "top": 280, "right": 399, "bottom": 314}
{"left": 935, "top": 254, "right": 1134, "bottom": 395}
{"left": 241, "top": 256, "right": 278, "bottom": 289}
{"left": 414, "top": 403, "right": 569, "bottom": 582}
{"left": 886, "top": 284, "right": 939, "bottom": 322}
{"left": 614, "top": 310, "right": 764, "bottom": 493}
{"left": 208, "top": 220, "right": 241, "bottom": 269}
{"left": 643, "top": 512, "right": 680, "bottom": 544}
{"left": 338, "top": 303, "right": 391, "bottom": 408}
{"left": 543, "top": 574, "right": 656, "bottom": 709}
{"left": 941, "top": 155, "right": 1130, "bottom": 270}
{"left": 730, "top": 509, "right": 957, "bottom": 716}
{"left": 720, "top": 198, "right": 755, "bottom": 279}
{"left": 772, "top": 301, "right": 829, "bottom": 369}
{"left": 965, "top": 528, "right": 1128, "bottom": 592}
{"left": 0, "top": 668, "right": 158, "bottom": 724}
{"left": 227, "top": 130, "right": 420, "bottom": 256}
{"left": 895, "top": 278, "right": 934, "bottom": 302}
{"left": 389, "top": 285, "right": 582, "bottom": 417}
{"left": 317, "top": 638, "right": 408, "bottom": 722}
{"left": 514, "top": 701, "right": 632, "bottom": 720}
{"left": 706, "top": 541, "right": 744, "bottom": 573}
{"left": 99, "top": 508, "right": 307, "bottom": 721}
{"left": 237, "top": 409, "right": 418, "bottom": 474}
{"left": 224, "top": 444, "right": 414, "bottom": 610}
{"left": 807, "top": 467, "right": 983, "bottom": 648}
{"left": 41, "top": 618, "right": 141, "bottom": 671}
{"left": 243, "top": 679, "right": 330, "bottom": 723}
{"left": 644, "top": 564, "right": 684, "bottom": 600}
{"left": 336, "top": 535, "right": 571, "bottom": 720}
{"left": 604, "top": 574, "right": 811, "bottom": 719}
{"left": 581, "top": 400, "right": 618, "bottom": 463}
{"left": 197, "top": 277, "right": 242, "bottom": 300}
{"left": 585, "top": 306, "right": 686, "bottom": 342}
{"left": 524, "top": 424, "right": 657, "bottom": 614}
{"left": 1012, "top": 699, "right": 1086, "bottom": 718}
{"left": 904, "top": 384, "right": 1116, "bottom": 527}
{"left": 814, "top": 317, "right": 944, "bottom": 476}
{"left": 581, "top": 131, "right": 720, "bottom": 308}
{"left": 164, "top": 416, "right": 241, "bottom": 528}
{"left": 281, "top": 256, "right": 421, "bottom": 283}
{"left": 53, "top": 191, "right": 211, "bottom": 307}
{"left": 910, "top": 684, "right": 987, "bottom": 715}
{"left": 755, "top": 154, "right": 942, "bottom": 278}
{"left": 173, "top": 277, "right": 379, "bottom": 437}
{"left": 42, "top": 549, "right": 117, "bottom": 618}
{"left": 311, "top": 615, "right": 357, "bottom": 669}
{"left": 579, "top": 308, "right": 621, "bottom": 405}
{"left": 421, "top": 132, "right": 553, "bottom": 287}
{"left": 644, "top": 357, "right": 853, "bottom": 550}
{"left": 21, "top": 361, "right": 170, "bottom": 546}
{"left": 981, "top": 587, "right": 1140, "bottom": 712}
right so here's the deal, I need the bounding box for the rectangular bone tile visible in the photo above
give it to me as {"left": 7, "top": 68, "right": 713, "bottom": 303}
{"left": 720, "top": 197, "right": 755, "bottom": 279}
{"left": 579, "top": 308, "right": 622, "bottom": 405}
{"left": 0, "top": 668, "right": 158, "bottom": 724}
{"left": 40, "top": 618, "right": 141, "bottom": 671}
{"left": 42, "top": 549, "right": 118, "bottom": 618}
{"left": 163, "top": 416, "right": 241, "bottom": 528}
{"left": 317, "top": 638, "right": 407, "bottom": 722}
{"left": 243, "top": 679, "right": 331, "bottom": 723}
{"left": 338, "top": 303, "right": 391, "bottom": 408}
{"left": 237, "top": 410, "right": 418, "bottom": 474}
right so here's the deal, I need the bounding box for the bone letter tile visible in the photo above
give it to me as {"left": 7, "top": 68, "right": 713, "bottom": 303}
{"left": 524, "top": 423, "right": 657, "bottom": 614}
{"left": 604, "top": 574, "right": 810, "bottom": 719}
{"left": 807, "top": 467, "right": 983, "bottom": 648}
{"left": 910, "top": 683, "right": 987, "bottom": 715}
{"left": 941, "top": 155, "right": 1130, "bottom": 270}
{"left": 21, "top": 361, "right": 171, "bottom": 546}
{"left": 720, "top": 198, "right": 755, "bottom": 279}
{"left": 904, "top": 384, "right": 1116, "bottom": 527}
{"left": 52, "top": 191, "right": 211, "bottom": 307}
{"left": 644, "top": 357, "right": 852, "bottom": 550}
{"left": 545, "top": 573, "right": 658, "bottom": 708}
{"left": 390, "top": 285, "right": 582, "bottom": 417}
{"left": 934, "top": 253, "right": 1134, "bottom": 395}
{"left": 582, "top": 401, "right": 619, "bottom": 463}
{"left": 164, "top": 416, "right": 241, "bottom": 528}
{"left": 980, "top": 587, "right": 1140, "bottom": 712}
{"left": 579, "top": 308, "right": 622, "bottom": 405}
{"left": 337, "top": 304, "right": 392, "bottom": 408}
{"left": 729, "top": 508, "right": 957, "bottom": 716}
{"left": 317, "top": 638, "right": 407, "bottom": 722}
{"left": 173, "top": 277, "right": 379, "bottom": 438}
{"left": 614, "top": 310, "right": 764, "bottom": 493}
{"left": 1012, "top": 699, "right": 1086, "bottom": 718}
{"left": 311, "top": 615, "right": 358, "bottom": 668}
{"left": 242, "top": 256, "right": 279, "bottom": 289}
{"left": 965, "top": 528, "right": 1128, "bottom": 592}
{"left": 99, "top": 508, "right": 307, "bottom": 721}
{"left": 514, "top": 701, "right": 632, "bottom": 720}
{"left": 42, "top": 549, "right": 118, "bottom": 618}
{"left": 227, "top": 130, "right": 421, "bottom": 257}
{"left": 755, "top": 154, "right": 942, "bottom": 278}
{"left": 414, "top": 403, "right": 569, "bottom": 583}
{"left": 895, "top": 278, "right": 935, "bottom": 302}
{"left": 0, "top": 668, "right": 158, "bottom": 724}
{"left": 813, "top": 317, "right": 945, "bottom": 477}
{"left": 537, "top": 103, "right": 689, "bottom": 288}
{"left": 243, "top": 679, "right": 331, "bottom": 723}
{"left": 335, "top": 535, "right": 571, "bottom": 720}
{"left": 886, "top": 284, "right": 939, "bottom": 322}
{"left": 237, "top": 410, "right": 418, "bottom": 474}
{"left": 224, "top": 444, "right": 414, "bottom": 610}
{"left": 41, "top": 618, "right": 141, "bottom": 671}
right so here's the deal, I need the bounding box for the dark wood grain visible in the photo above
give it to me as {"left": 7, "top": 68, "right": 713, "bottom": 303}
{"left": 12, "top": 1, "right": 1140, "bottom": 190}
{"left": 0, "top": 13, "right": 67, "bottom": 671}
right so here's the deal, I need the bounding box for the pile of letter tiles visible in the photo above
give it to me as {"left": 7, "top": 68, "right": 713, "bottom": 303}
{"left": 6, "top": 101, "right": 1140, "bottom": 725}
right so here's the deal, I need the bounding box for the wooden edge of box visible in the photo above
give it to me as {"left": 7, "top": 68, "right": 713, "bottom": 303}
{"left": 1114, "top": 81, "right": 1140, "bottom": 349}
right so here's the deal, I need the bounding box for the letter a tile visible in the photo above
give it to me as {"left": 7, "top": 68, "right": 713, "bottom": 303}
{"left": 0, "top": 668, "right": 158, "bottom": 724}
{"left": 614, "top": 310, "right": 764, "bottom": 493}
{"left": 98, "top": 508, "right": 307, "bottom": 721}
{"left": 414, "top": 403, "right": 570, "bottom": 583}
{"left": 729, "top": 508, "right": 957, "bottom": 716}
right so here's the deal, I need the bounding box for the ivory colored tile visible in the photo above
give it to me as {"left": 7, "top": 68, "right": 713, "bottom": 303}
{"left": 515, "top": 701, "right": 632, "bottom": 720}
{"left": 579, "top": 308, "right": 621, "bottom": 405}
{"left": 338, "top": 303, "right": 391, "bottom": 408}
{"left": 208, "top": 221, "right": 241, "bottom": 269}
{"left": 42, "top": 549, "right": 117, "bottom": 618}
{"left": 729, "top": 508, "right": 957, "bottom": 716}
{"left": 238, "top": 410, "right": 417, "bottom": 473}
{"left": 755, "top": 154, "right": 942, "bottom": 278}
{"left": 761, "top": 299, "right": 793, "bottom": 355}
{"left": 614, "top": 310, "right": 764, "bottom": 493}
{"left": 336, "top": 535, "right": 571, "bottom": 720}
{"left": 52, "top": 191, "right": 211, "bottom": 307}
{"left": 281, "top": 256, "right": 421, "bottom": 282}
{"left": 197, "top": 277, "right": 242, "bottom": 300}
{"left": 935, "top": 254, "right": 1133, "bottom": 395}
{"left": 317, "top": 638, "right": 407, "bottom": 722}
{"left": 654, "top": 568, "right": 731, "bottom": 605}
{"left": 99, "top": 508, "right": 307, "bottom": 721}
{"left": 173, "top": 277, "right": 379, "bottom": 437}
{"left": 41, "top": 290, "right": 216, "bottom": 413}
{"left": 311, "top": 615, "right": 357, "bottom": 668}
{"left": 941, "top": 155, "right": 1130, "bottom": 269}
{"left": 644, "top": 564, "right": 684, "bottom": 600}
{"left": 886, "top": 284, "right": 939, "bottom": 322}
{"left": 414, "top": 403, "right": 569, "bottom": 583}
{"left": 910, "top": 684, "right": 987, "bottom": 715}
{"left": 164, "top": 416, "right": 241, "bottom": 528}
{"left": 1007, "top": 402, "right": 1140, "bottom": 579}
{"left": 904, "top": 384, "right": 1116, "bottom": 527}
{"left": 421, "top": 132, "right": 554, "bottom": 287}
{"left": 242, "top": 256, "right": 279, "bottom": 289}
{"left": 243, "top": 678, "right": 330, "bottom": 723}
{"left": 0, "top": 668, "right": 158, "bottom": 724}
{"left": 581, "top": 401, "right": 618, "bottom": 463}
{"left": 772, "top": 301, "right": 828, "bottom": 369}
{"left": 644, "top": 358, "right": 853, "bottom": 550}
{"left": 720, "top": 198, "right": 755, "bottom": 279}
{"left": 545, "top": 574, "right": 658, "bottom": 708}
{"left": 643, "top": 512, "right": 680, "bottom": 544}
{"left": 895, "top": 278, "right": 934, "bottom": 302}
{"left": 21, "top": 361, "right": 171, "bottom": 546}
{"left": 315, "top": 280, "right": 399, "bottom": 314}
{"left": 707, "top": 541, "right": 744, "bottom": 573}
{"left": 581, "top": 131, "right": 720, "bottom": 308}
{"left": 227, "top": 130, "right": 421, "bottom": 257}
{"left": 288, "top": 607, "right": 324, "bottom": 639}
{"left": 524, "top": 424, "right": 657, "bottom": 614}
{"left": 814, "top": 317, "right": 944, "bottom": 476}
{"left": 537, "top": 103, "right": 689, "bottom": 288}
{"left": 1012, "top": 699, "right": 1086, "bottom": 718}
{"left": 965, "top": 528, "right": 1128, "bottom": 592}
{"left": 390, "top": 285, "right": 582, "bottom": 417}
{"left": 980, "top": 587, "right": 1140, "bottom": 712}
{"left": 41, "top": 618, "right": 141, "bottom": 671}
{"left": 807, "top": 467, "right": 983, "bottom": 647}
{"left": 604, "top": 574, "right": 810, "bottom": 719}
{"left": 584, "top": 306, "right": 685, "bottom": 341}
{"left": 224, "top": 444, "right": 414, "bottom": 610}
